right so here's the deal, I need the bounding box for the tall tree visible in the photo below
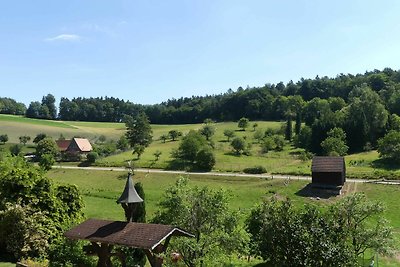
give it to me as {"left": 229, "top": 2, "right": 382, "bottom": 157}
{"left": 125, "top": 112, "right": 153, "bottom": 155}
{"left": 41, "top": 94, "right": 57, "bottom": 119}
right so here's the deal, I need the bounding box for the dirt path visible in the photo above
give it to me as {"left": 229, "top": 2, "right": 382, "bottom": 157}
{"left": 52, "top": 165, "right": 368, "bottom": 183}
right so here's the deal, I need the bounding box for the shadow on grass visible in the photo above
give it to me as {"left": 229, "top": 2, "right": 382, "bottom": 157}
{"left": 78, "top": 161, "right": 92, "bottom": 167}
{"left": 371, "top": 158, "right": 400, "bottom": 171}
{"left": 295, "top": 183, "right": 340, "bottom": 199}
{"left": 165, "top": 159, "right": 187, "bottom": 171}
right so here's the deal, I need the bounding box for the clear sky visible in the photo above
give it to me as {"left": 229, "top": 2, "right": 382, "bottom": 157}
{"left": 1, "top": 0, "right": 400, "bottom": 106}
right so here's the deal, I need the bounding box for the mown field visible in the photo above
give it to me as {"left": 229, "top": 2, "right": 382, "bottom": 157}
{"left": 47, "top": 168, "right": 400, "bottom": 266}
{"left": 1, "top": 114, "right": 400, "bottom": 179}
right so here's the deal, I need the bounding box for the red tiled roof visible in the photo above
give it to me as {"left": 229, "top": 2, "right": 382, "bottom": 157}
{"left": 56, "top": 140, "right": 71, "bottom": 151}
{"left": 312, "top": 156, "right": 345, "bottom": 173}
{"left": 64, "top": 219, "right": 193, "bottom": 250}
{"left": 71, "top": 138, "right": 92, "bottom": 152}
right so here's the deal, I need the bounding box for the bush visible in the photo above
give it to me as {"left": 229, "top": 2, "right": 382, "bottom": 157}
{"left": 195, "top": 149, "right": 216, "bottom": 171}
{"left": 298, "top": 151, "right": 314, "bottom": 161}
{"left": 39, "top": 153, "right": 55, "bottom": 171}
{"left": 86, "top": 152, "right": 99, "bottom": 163}
{"left": 9, "top": 144, "right": 23, "bottom": 156}
{"left": 243, "top": 166, "right": 267, "bottom": 174}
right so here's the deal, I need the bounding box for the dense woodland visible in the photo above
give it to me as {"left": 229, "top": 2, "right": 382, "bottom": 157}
{"left": 3, "top": 68, "right": 400, "bottom": 155}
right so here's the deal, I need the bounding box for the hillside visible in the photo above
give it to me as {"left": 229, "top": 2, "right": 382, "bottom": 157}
{"left": 1, "top": 114, "right": 398, "bottom": 179}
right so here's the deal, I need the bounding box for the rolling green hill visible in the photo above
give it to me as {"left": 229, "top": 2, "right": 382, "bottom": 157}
{"left": 1, "top": 114, "right": 399, "bottom": 178}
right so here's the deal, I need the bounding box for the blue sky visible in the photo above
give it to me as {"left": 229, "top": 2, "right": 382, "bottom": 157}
{"left": 1, "top": 0, "right": 400, "bottom": 105}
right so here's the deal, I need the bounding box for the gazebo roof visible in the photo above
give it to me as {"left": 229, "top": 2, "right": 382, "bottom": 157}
{"left": 65, "top": 219, "right": 193, "bottom": 250}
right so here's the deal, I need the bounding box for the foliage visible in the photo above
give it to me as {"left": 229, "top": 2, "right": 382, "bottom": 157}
{"left": 125, "top": 112, "right": 153, "bottom": 154}
{"left": 0, "top": 97, "right": 26, "bottom": 115}
{"left": 86, "top": 152, "right": 99, "bottom": 163}
{"left": 160, "top": 134, "right": 168, "bottom": 143}
{"left": 253, "top": 129, "right": 264, "bottom": 143}
{"left": 199, "top": 125, "right": 215, "bottom": 141}
{"left": 223, "top": 129, "right": 235, "bottom": 141}
{"left": 33, "top": 133, "right": 47, "bottom": 144}
{"left": 252, "top": 122, "right": 258, "bottom": 131}
{"left": 238, "top": 117, "right": 250, "bottom": 131}
{"left": 174, "top": 130, "right": 208, "bottom": 163}
{"left": 284, "top": 116, "right": 293, "bottom": 141}
{"left": 377, "top": 130, "right": 400, "bottom": 162}
{"left": 172, "top": 131, "right": 215, "bottom": 171}
{"left": 344, "top": 85, "right": 388, "bottom": 151}
{"left": 93, "top": 142, "right": 117, "bottom": 157}
{"left": 332, "top": 193, "right": 394, "bottom": 257}
{"left": 35, "top": 137, "right": 59, "bottom": 161}
{"left": 320, "top": 127, "right": 349, "bottom": 156}
{"left": 153, "top": 177, "right": 249, "bottom": 267}
{"left": 26, "top": 94, "right": 57, "bottom": 120}
{"left": 0, "top": 203, "right": 51, "bottom": 260}
{"left": 132, "top": 144, "right": 145, "bottom": 159}
{"left": 168, "top": 130, "right": 181, "bottom": 141}
{"left": 260, "top": 136, "right": 275, "bottom": 153}
{"left": 39, "top": 153, "right": 55, "bottom": 171}
{"left": 243, "top": 166, "right": 267, "bottom": 174}
{"left": 0, "top": 155, "right": 84, "bottom": 261}
{"left": 116, "top": 135, "right": 129, "bottom": 151}
{"left": 48, "top": 239, "right": 96, "bottom": 267}
{"left": 273, "top": 135, "right": 285, "bottom": 151}
{"left": 19, "top": 135, "right": 31, "bottom": 146}
{"left": 231, "top": 137, "right": 246, "bottom": 155}
{"left": 295, "top": 126, "right": 312, "bottom": 150}
{"left": 252, "top": 198, "right": 356, "bottom": 266}
{"left": 95, "top": 135, "right": 106, "bottom": 144}
{"left": 194, "top": 148, "right": 216, "bottom": 171}
{"left": 246, "top": 194, "right": 394, "bottom": 266}
{"left": 0, "top": 134, "right": 8, "bottom": 144}
{"left": 9, "top": 144, "right": 23, "bottom": 156}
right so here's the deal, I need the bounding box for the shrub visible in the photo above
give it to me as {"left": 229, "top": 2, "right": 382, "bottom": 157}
{"left": 243, "top": 166, "right": 267, "bottom": 174}
{"left": 195, "top": 149, "right": 216, "bottom": 171}
{"left": 86, "top": 152, "right": 99, "bottom": 163}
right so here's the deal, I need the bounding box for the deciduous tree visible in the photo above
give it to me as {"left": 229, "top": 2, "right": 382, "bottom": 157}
{"left": 153, "top": 177, "right": 248, "bottom": 267}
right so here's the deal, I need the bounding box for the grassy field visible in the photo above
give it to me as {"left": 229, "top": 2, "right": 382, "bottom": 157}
{"left": 2, "top": 114, "right": 400, "bottom": 179}
{"left": 47, "top": 168, "right": 400, "bottom": 266}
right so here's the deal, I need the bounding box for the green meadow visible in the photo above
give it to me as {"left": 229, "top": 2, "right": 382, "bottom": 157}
{"left": 1, "top": 114, "right": 400, "bottom": 178}
{"left": 47, "top": 168, "right": 400, "bottom": 266}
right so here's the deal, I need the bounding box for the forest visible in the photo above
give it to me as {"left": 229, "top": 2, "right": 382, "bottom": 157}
{"left": 2, "top": 68, "right": 400, "bottom": 155}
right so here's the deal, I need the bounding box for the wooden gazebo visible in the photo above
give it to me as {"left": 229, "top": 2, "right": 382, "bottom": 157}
{"left": 65, "top": 219, "right": 193, "bottom": 267}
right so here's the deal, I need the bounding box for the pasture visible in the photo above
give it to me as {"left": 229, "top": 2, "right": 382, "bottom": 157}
{"left": 47, "top": 168, "right": 400, "bottom": 266}
{"left": 1, "top": 114, "right": 400, "bottom": 178}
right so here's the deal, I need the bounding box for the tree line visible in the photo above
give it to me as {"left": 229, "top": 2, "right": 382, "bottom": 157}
{"left": 1, "top": 68, "right": 398, "bottom": 123}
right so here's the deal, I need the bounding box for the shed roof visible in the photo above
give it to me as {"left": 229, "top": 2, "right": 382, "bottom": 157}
{"left": 71, "top": 138, "right": 92, "bottom": 152}
{"left": 311, "top": 156, "right": 345, "bottom": 173}
{"left": 56, "top": 140, "right": 71, "bottom": 151}
{"left": 64, "top": 219, "right": 193, "bottom": 250}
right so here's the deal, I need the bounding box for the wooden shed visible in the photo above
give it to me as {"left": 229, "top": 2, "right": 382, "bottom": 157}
{"left": 311, "top": 156, "right": 346, "bottom": 187}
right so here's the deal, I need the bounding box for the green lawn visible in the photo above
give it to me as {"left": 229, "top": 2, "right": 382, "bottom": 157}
{"left": 2, "top": 114, "right": 400, "bottom": 179}
{"left": 47, "top": 168, "right": 400, "bottom": 266}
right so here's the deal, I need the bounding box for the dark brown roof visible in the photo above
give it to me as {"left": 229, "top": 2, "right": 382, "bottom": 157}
{"left": 56, "top": 140, "right": 71, "bottom": 151}
{"left": 65, "top": 219, "right": 193, "bottom": 250}
{"left": 311, "top": 156, "right": 345, "bottom": 173}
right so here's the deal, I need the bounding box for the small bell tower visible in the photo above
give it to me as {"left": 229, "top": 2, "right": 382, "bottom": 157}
{"left": 117, "top": 164, "right": 143, "bottom": 222}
